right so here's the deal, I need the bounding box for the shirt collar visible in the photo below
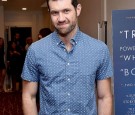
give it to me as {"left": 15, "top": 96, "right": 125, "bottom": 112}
{"left": 52, "top": 27, "right": 81, "bottom": 46}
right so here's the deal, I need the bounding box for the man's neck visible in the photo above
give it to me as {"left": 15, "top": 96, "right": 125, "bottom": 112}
{"left": 60, "top": 27, "right": 78, "bottom": 52}
{"left": 59, "top": 26, "right": 78, "bottom": 45}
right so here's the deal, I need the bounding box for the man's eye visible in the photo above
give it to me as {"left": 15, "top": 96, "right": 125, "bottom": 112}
{"left": 64, "top": 9, "right": 70, "bottom": 14}
{"left": 51, "top": 11, "right": 58, "bottom": 16}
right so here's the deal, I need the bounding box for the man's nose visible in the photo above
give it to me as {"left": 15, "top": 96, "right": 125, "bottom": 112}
{"left": 58, "top": 13, "right": 65, "bottom": 22}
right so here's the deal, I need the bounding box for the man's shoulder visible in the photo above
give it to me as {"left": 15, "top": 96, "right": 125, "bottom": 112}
{"left": 80, "top": 31, "right": 106, "bottom": 47}
{"left": 32, "top": 34, "right": 52, "bottom": 48}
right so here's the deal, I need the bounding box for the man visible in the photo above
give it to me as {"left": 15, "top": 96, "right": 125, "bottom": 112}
{"left": 14, "top": 33, "right": 24, "bottom": 49}
{"left": 25, "top": 37, "right": 33, "bottom": 51}
{"left": 21, "top": 0, "right": 113, "bottom": 115}
{"left": 38, "top": 28, "right": 52, "bottom": 40}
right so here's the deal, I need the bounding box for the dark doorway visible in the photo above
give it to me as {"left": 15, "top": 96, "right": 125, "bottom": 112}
{"left": 10, "top": 27, "right": 32, "bottom": 47}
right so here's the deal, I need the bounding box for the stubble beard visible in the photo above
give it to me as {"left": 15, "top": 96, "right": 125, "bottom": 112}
{"left": 56, "top": 21, "right": 77, "bottom": 37}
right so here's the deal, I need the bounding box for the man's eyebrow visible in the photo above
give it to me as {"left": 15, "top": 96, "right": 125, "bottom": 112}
{"left": 50, "top": 7, "right": 71, "bottom": 12}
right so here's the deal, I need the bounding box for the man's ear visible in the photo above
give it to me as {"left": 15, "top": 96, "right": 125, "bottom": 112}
{"left": 76, "top": 4, "right": 82, "bottom": 16}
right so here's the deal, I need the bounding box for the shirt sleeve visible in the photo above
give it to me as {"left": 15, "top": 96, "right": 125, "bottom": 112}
{"left": 96, "top": 44, "right": 113, "bottom": 80}
{"left": 21, "top": 45, "right": 39, "bottom": 82}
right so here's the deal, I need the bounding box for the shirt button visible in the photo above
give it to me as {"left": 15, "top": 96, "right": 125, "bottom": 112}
{"left": 67, "top": 93, "right": 70, "bottom": 96}
{"left": 67, "top": 78, "right": 70, "bottom": 82}
{"left": 67, "top": 109, "right": 70, "bottom": 112}
{"left": 67, "top": 63, "right": 70, "bottom": 65}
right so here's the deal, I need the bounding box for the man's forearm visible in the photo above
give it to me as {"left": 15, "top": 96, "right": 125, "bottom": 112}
{"left": 97, "top": 95, "right": 113, "bottom": 115}
{"left": 22, "top": 96, "right": 38, "bottom": 115}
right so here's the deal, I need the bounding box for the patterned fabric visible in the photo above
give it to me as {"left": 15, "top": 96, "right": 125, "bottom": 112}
{"left": 21, "top": 29, "right": 113, "bottom": 115}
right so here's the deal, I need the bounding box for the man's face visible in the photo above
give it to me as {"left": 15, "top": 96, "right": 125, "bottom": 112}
{"left": 15, "top": 33, "right": 20, "bottom": 39}
{"left": 49, "top": 0, "right": 81, "bottom": 36}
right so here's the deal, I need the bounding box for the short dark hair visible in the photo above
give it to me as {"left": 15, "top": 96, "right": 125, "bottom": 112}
{"left": 39, "top": 28, "right": 52, "bottom": 38}
{"left": 46, "top": 0, "right": 78, "bottom": 11}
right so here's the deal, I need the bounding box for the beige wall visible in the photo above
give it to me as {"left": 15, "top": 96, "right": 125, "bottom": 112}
{"left": 1, "top": 1, "right": 102, "bottom": 42}
{"left": 2, "top": 1, "right": 135, "bottom": 47}
{"left": 78, "top": 0, "right": 101, "bottom": 39}
{"left": 4, "top": 10, "right": 44, "bottom": 41}
{"left": 42, "top": 8, "right": 51, "bottom": 29}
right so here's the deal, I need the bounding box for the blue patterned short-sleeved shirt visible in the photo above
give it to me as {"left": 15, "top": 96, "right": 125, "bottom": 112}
{"left": 21, "top": 29, "right": 113, "bottom": 115}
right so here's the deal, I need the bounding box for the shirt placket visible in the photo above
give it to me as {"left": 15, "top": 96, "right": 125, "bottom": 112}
{"left": 65, "top": 43, "right": 76, "bottom": 113}
{"left": 65, "top": 51, "right": 71, "bottom": 113}
{"left": 59, "top": 40, "right": 75, "bottom": 113}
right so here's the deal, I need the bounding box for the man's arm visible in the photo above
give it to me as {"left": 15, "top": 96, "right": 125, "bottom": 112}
{"left": 22, "top": 80, "right": 38, "bottom": 115}
{"left": 97, "top": 78, "right": 113, "bottom": 115}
